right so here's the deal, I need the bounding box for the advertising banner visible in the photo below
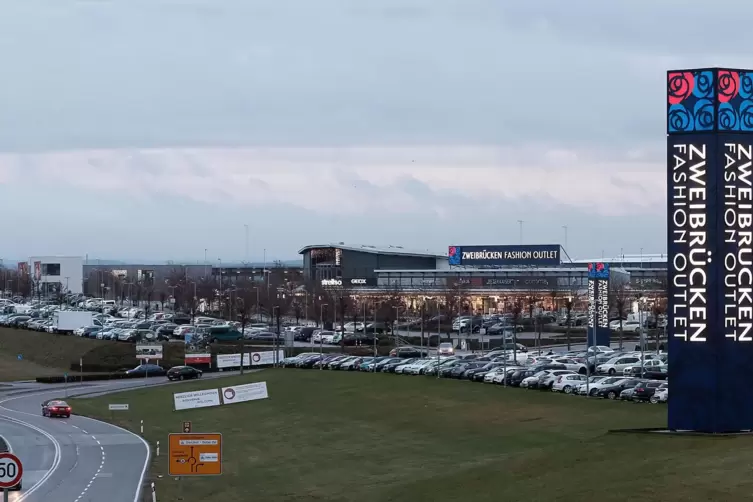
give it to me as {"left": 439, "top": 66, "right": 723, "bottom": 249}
{"left": 448, "top": 244, "right": 560, "bottom": 267}
{"left": 173, "top": 389, "right": 221, "bottom": 411}
{"left": 586, "top": 263, "right": 610, "bottom": 347}
{"left": 135, "top": 344, "right": 163, "bottom": 360}
{"left": 221, "top": 382, "right": 269, "bottom": 405}
{"left": 33, "top": 261, "right": 41, "bottom": 280}
{"left": 185, "top": 353, "right": 211, "bottom": 365}
{"left": 17, "top": 262, "right": 28, "bottom": 275}
{"left": 482, "top": 277, "right": 557, "bottom": 289}
{"left": 216, "top": 350, "right": 285, "bottom": 369}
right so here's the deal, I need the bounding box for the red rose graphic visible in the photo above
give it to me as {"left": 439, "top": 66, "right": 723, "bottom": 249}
{"left": 718, "top": 70, "right": 740, "bottom": 103}
{"left": 667, "top": 72, "right": 694, "bottom": 104}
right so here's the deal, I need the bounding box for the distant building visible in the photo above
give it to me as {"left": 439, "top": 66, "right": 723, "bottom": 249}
{"left": 27, "top": 256, "right": 84, "bottom": 295}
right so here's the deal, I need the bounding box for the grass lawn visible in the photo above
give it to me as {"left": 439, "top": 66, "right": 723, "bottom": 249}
{"left": 72, "top": 369, "right": 753, "bottom": 502}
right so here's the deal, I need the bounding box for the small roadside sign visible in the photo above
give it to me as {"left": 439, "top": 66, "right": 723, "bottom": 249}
{"left": 0, "top": 452, "right": 23, "bottom": 489}
{"left": 108, "top": 404, "right": 129, "bottom": 411}
{"left": 182, "top": 421, "right": 192, "bottom": 433}
{"left": 168, "top": 433, "right": 222, "bottom": 476}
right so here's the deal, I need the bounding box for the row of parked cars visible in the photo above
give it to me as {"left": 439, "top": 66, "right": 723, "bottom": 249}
{"left": 279, "top": 348, "right": 669, "bottom": 404}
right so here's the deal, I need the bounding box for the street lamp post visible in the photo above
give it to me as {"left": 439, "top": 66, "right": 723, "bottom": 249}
{"left": 319, "top": 303, "right": 328, "bottom": 368}
{"left": 436, "top": 299, "right": 441, "bottom": 379}
{"left": 393, "top": 306, "right": 400, "bottom": 352}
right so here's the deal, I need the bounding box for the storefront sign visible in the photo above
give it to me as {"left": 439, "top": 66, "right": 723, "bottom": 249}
{"left": 448, "top": 245, "right": 561, "bottom": 267}
{"left": 587, "top": 262, "right": 610, "bottom": 346}
{"left": 321, "top": 279, "right": 342, "bottom": 287}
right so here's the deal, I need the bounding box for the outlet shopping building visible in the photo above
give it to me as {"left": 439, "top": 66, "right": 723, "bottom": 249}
{"left": 299, "top": 243, "right": 668, "bottom": 310}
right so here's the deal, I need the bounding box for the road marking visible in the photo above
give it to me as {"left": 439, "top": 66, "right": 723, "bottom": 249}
{"left": 0, "top": 415, "right": 62, "bottom": 502}
{"left": 0, "top": 386, "right": 109, "bottom": 501}
{"left": 76, "top": 415, "right": 152, "bottom": 502}
{"left": 75, "top": 433, "right": 106, "bottom": 502}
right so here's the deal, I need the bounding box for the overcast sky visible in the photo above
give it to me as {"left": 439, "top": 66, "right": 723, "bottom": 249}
{"left": 1, "top": 0, "right": 748, "bottom": 263}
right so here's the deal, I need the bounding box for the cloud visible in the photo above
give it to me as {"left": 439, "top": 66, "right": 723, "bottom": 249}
{"left": 0, "top": 0, "right": 735, "bottom": 151}
{"left": 0, "top": 145, "right": 663, "bottom": 217}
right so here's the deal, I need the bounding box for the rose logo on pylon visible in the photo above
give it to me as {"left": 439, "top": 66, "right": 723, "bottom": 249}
{"left": 252, "top": 353, "right": 261, "bottom": 363}
{"left": 224, "top": 388, "right": 236, "bottom": 400}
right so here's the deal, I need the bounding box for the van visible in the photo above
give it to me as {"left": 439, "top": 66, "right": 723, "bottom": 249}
{"left": 206, "top": 325, "right": 242, "bottom": 343}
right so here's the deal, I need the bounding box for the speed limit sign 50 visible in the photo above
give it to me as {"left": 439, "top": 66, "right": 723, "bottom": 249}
{"left": 0, "top": 452, "right": 23, "bottom": 488}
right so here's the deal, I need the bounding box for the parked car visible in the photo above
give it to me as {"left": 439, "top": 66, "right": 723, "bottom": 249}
{"left": 651, "top": 384, "right": 669, "bottom": 403}
{"left": 551, "top": 373, "right": 587, "bottom": 393}
{"left": 632, "top": 380, "right": 665, "bottom": 402}
{"left": 595, "top": 378, "right": 644, "bottom": 400}
{"left": 389, "top": 347, "right": 428, "bottom": 358}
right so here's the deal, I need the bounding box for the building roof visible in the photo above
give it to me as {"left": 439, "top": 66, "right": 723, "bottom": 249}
{"left": 569, "top": 253, "right": 668, "bottom": 264}
{"left": 298, "top": 243, "right": 444, "bottom": 259}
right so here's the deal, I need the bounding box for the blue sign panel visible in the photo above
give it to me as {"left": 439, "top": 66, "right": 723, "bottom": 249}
{"left": 587, "top": 263, "right": 610, "bottom": 347}
{"left": 667, "top": 68, "right": 753, "bottom": 432}
{"left": 447, "top": 245, "right": 560, "bottom": 267}
{"left": 667, "top": 133, "right": 720, "bottom": 432}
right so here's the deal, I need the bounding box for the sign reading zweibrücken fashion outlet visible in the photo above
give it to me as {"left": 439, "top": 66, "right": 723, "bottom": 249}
{"left": 447, "top": 245, "right": 561, "bottom": 267}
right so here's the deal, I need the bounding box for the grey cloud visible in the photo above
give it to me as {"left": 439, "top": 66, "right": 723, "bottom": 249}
{"left": 0, "top": 175, "right": 665, "bottom": 262}
{"left": 0, "top": 0, "right": 720, "bottom": 152}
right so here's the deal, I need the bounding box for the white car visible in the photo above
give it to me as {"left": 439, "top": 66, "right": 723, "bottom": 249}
{"left": 539, "top": 370, "right": 577, "bottom": 389}
{"left": 320, "top": 332, "right": 341, "bottom": 344}
{"left": 520, "top": 370, "right": 550, "bottom": 388}
{"left": 577, "top": 376, "right": 625, "bottom": 396}
{"left": 623, "top": 358, "right": 666, "bottom": 376}
{"left": 491, "top": 366, "right": 524, "bottom": 384}
{"left": 651, "top": 385, "right": 668, "bottom": 403}
{"left": 551, "top": 358, "right": 587, "bottom": 374}
{"left": 393, "top": 360, "right": 419, "bottom": 374}
{"left": 483, "top": 368, "right": 508, "bottom": 383}
{"left": 620, "top": 320, "right": 642, "bottom": 333}
{"left": 552, "top": 373, "right": 588, "bottom": 393}
{"left": 402, "top": 360, "right": 434, "bottom": 375}
{"left": 342, "top": 322, "right": 364, "bottom": 333}
{"left": 587, "top": 345, "right": 615, "bottom": 355}
{"left": 438, "top": 343, "right": 454, "bottom": 356}
{"left": 596, "top": 355, "right": 641, "bottom": 375}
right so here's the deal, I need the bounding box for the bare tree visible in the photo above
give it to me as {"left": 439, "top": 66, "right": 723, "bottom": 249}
{"left": 524, "top": 292, "right": 544, "bottom": 352}
{"left": 235, "top": 286, "right": 257, "bottom": 374}
{"left": 610, "top": 281, "right": 631, "bottom": 350}
{"left": 439, "top": 282, "right": 468, "bottom": 341}
{"left": 510, "top": 298, "right": 523, "bottom": 361}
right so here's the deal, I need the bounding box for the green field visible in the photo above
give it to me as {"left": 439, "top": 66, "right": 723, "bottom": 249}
{"left": 71, "top": 370, "right": 753, "bottom": 502}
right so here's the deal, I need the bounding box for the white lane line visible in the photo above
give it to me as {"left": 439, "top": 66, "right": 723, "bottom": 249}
{"left": 74, "top": 433, "right": 106, "bottom": 502}
{"left": 0, "top": 384, "right": 148, "bottom": 502}
{"left": 76, "top": 415, "right": 151, "bottom": 502}
{"left": 0, "top": 415, "right": 62, "bottom": 502}
{"left": 0, "top": 387, "right": 111, "bottom": 501}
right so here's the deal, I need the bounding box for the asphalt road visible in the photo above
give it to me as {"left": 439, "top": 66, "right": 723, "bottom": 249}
{"left": 0, "top": 370, "right": 249, "bottom": 502}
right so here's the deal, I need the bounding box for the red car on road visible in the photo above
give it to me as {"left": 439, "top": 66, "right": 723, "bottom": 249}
{"left": 41, "top": 400, "right": 72, "bottom": 418}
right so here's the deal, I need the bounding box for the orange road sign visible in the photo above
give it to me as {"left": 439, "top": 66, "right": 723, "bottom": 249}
{"left": 168, "top": 433, "right": 222, "bottom": 476}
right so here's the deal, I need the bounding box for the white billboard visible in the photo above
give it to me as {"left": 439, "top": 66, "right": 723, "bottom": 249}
{"left": 173, "top": 389, "right": 221, "bottom": 411}
{"left": 136, "top": 344, "right": 163, "bottom": 360}
{"left": 216, "top": 351, "right": 284, "bottom": 369}
{"left": 221, "top": 382, "right": 269, "bottom": 405}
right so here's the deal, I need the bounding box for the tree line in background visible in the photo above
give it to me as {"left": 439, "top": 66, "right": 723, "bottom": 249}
{"left": 0, "top": 266, "right": 667, "bottom": 338}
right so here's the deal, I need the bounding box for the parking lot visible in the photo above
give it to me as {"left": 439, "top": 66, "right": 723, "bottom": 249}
{"left": 279, "top": 346, "right": 669, "bottom": 405}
